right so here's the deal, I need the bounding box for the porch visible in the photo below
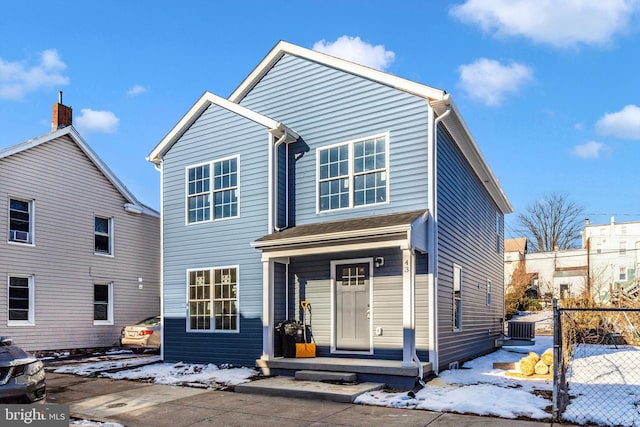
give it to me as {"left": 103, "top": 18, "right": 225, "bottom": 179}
{"left": 255, "top": 356, "right": 433, "bottom": 390}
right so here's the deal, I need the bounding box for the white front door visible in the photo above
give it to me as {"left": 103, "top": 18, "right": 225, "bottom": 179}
{"left": 333, "top": 260, "right": 371, "bottom": 351}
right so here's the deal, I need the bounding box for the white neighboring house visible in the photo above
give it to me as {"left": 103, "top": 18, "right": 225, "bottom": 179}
{"left": 505, "top": 217, "right": 640, "bottom": 302}
{"left": 0, "top": 99, "right": 160, "bottom": 352}
{"left": 583, "top": 217, "right": 640, "bottom": 301}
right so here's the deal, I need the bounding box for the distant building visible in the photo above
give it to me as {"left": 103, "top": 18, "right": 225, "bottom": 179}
{"left": 505, "top": 217, "right": 640, "bottom": 302}
{"left": 583, "top": 217, "right": 640, "bottom": 302}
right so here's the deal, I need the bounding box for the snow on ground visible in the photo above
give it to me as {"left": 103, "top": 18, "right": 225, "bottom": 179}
{"left": 51, "top": 309, "right": 640, "bottom": 426}
{"left": 53, "top": 358, "right": 258, "bottom": 389}
{"left": 355, "top": 335, "right": 554, "bottom": 420}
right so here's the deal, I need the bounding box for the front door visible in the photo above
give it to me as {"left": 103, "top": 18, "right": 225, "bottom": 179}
{"left": 334, "top": 260, "right": 371, "bottom": 351}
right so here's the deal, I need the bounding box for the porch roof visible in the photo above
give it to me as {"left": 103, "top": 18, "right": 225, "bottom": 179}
{"left": 253, "top": 210, "right": 427, "bottom": 251}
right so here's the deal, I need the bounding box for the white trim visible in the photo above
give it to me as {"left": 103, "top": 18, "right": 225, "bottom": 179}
{"left": 229, "top": 41, "right": 446, "bottom": 104}
{"left": 330, "top": 257, "right": 374, "bottom": 355}
{"left": 315, "top": 133, "right": 390, "bottom": 213}
{"left": 185, "top": 265, "right": 240, "bottom": 334}
{"left": 7, "top": 274, "right": 35, "bottom": 326}
{"left": 93, "top": 282, "right": 114, "bottom": 326}
{"left": 148, "top": 91, "right": 298, "bottom": 165}
{"left": 260, "top": 239, "right": 409, "bottom": 261}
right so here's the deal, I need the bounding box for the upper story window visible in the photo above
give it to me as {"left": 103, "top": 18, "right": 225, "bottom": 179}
{"left": 8, "top": 197, "right": 33, "bottom": 244}
{"left": 318, "top": 134, "right": 388, "bottom": 212}
{"left": 94, "top": 216, "right": 113, "bottom": 255}
{"left": 187, "top": 157, "right": 239, "bottom": 224}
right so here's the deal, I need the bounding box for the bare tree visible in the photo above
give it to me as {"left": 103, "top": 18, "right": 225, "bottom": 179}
{"left": 516, "top": 193, "right": 585, "bottom": 252}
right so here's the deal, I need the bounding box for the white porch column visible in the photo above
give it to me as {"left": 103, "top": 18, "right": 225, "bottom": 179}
{"left": 261, "top": 257, "right": 275, "bottom": 360}
{"left": 402, "top": 247, "right": 416, "bottom": 367}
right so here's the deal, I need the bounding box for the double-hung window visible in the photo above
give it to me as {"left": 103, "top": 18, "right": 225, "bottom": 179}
{"left": 187, "top": 267, "right": 238, "bottom": 332}
{"left": 9, "top": 197, "right": 33, "bottom": 244}
{"left": 94, "top": 283, "right": 113, "bottom": 325}
{"left": 94, "top": 216, "right": 113, "bottom": 255}
{"left": 8, "top": 275, "right": 34, "bottom": 326}
{"left": 187, "top": 157, "right": 239, "bottom": 223}
{"left": 318, "top": 134, "right": 388, "bottom": 211}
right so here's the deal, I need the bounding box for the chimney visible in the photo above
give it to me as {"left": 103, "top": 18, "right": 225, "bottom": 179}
{"left": 52, "top": 91, "right": 72, "bottom": 131}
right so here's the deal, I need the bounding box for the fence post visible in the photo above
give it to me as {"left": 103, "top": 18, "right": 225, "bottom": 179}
{"left": 552, "top": 298, "right": 560, "bottom": 420}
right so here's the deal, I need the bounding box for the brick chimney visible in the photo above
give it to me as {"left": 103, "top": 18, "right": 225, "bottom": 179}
{"left": 52, "top": 91, "right": 72, "bottom": 131}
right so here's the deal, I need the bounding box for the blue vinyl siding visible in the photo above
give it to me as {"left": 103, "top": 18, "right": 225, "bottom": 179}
{"left": 435, "top": 124, "right": 505, "bottom": 371}
{"left": 161, "top": 103, "right": 270, "bottom": 364}
{"left": 239, "top": 54, "right": 431, "bottom": 225}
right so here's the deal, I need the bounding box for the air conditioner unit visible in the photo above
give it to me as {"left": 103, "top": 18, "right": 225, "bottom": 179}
{"left": 10, "top": 230, "right": 29, "bottom": 242}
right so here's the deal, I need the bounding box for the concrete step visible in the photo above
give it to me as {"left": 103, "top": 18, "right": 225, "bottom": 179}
{"left": 295, "top": 370, "right": 357, "bottom": 382}
{"left": 234, "top": 376, "right": 384, "bottom": 403}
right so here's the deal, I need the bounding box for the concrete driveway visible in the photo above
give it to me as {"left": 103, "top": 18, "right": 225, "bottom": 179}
{"left": 46, "top": 372, "right": 570, "bottom": 426}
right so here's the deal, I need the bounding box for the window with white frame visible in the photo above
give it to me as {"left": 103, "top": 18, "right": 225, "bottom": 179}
{"left": 188, "top": 267, "right": 238, "bottom": 332}
{"left": 8, "top": 275, "right": 34, "bottom": 325}
{"left": 619, "top": 267, "right": 627, "bottom": 281}
{"left": 486, "top": 280, "right": 492, "bottom": 306}
{"left": 9, "top": 198, "right": 33, "bottom": 244}
{"left": 318, "top": 134, "right": 388, "bottom": 211}
{"left": 187, "top": 157, "right": 239, "bottom": 223}
{"left": 453, "top": 264, "right": 462, "bottom": 331}
{"left": 94, "top": 216, "right": 113, "bottom": 255}
{"left": 620, "top": 242, "right": 627, "bottom": 255}
{"left": 93, "top": 283, "right": 113, "bottom": 325}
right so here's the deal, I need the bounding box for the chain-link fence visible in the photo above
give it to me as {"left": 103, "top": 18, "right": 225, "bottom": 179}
{"left": 553, "top": 302, "right": 640, "bottom": 426}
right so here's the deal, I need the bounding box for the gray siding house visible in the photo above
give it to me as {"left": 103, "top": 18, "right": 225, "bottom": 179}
{"left": 0, "top": 100, "right": 160, "bottom": 352}
{"left": 148, "top": 41, "right": 511, "bottom": 387}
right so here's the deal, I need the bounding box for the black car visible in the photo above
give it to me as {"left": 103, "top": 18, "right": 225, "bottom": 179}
{"left": 0, "top": 337, "right": 46, "bottom": 403}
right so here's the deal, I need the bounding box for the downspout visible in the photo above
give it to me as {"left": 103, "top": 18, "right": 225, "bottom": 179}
{"left": 407, "top": 227, "right": 425, "bottom": 387}
{"left": 429, "top": 96, "right": 451, "bottom": 375}
{"left": 273, "top": 129, "right": 289, "bottom": 232}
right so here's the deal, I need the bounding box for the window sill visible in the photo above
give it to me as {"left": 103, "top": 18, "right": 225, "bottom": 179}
{"left": 94, "top": 252, "right": 114, "bottom": 258}
{"left": 8, "top": 321, "right": 35, "bottom": 327}
{"left": 93, "top": 320, "right": 114, "bottom": 326}
{"left": 7, "top": 241, "right": 35, "bottom": 247}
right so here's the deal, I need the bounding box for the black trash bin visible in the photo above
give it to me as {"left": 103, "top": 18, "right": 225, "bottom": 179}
{"left": 282, "top": 320, "right": 300, "bottom": 358}
{"left": 274, "top": 321, "right": 285, "bottom": 357}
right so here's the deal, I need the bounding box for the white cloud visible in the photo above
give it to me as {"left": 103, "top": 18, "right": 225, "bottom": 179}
{"left": 596, "top": 104, "right": 640, "bottom": 140}
{"left": 457, "top": 58, "right": 533, "bottom": 106}
{"left": 75, "top": 108, "right": 119, "bottom": 134}
{"left": 572, "top": 141, "right": 606, "bottom": 158}
{"left": 0, "top": 49, "right": 69, "bottom": 99}
{"left": 127, "top": 84, "right": 147, "bottom": 96}
{"left": 450, "top": 0, "right": 639, "bottom": 48}
{"left": 312, "top": 36, "right": 395, "bottom": 70}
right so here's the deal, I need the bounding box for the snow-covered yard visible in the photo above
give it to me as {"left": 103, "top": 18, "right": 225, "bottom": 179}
{"left": 53, "top": 309, "right": 640, "bottom": 426}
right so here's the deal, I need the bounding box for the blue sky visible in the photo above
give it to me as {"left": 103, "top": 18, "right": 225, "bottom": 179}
{"left": 2, "top": 1, "right": 639, "bottom": 237}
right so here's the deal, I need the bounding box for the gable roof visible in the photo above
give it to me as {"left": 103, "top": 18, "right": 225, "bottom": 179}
{"left": 505, "top": 237, "right": 528, "bottom": 253}
{"left": 229, "top": 41, "right": 512, "bottom": 214}
{"left": 147, "top": 91, "right": 298, "bottom": 165}
{"left": 0, "top": 126, "right": 158, "bottom": 217}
